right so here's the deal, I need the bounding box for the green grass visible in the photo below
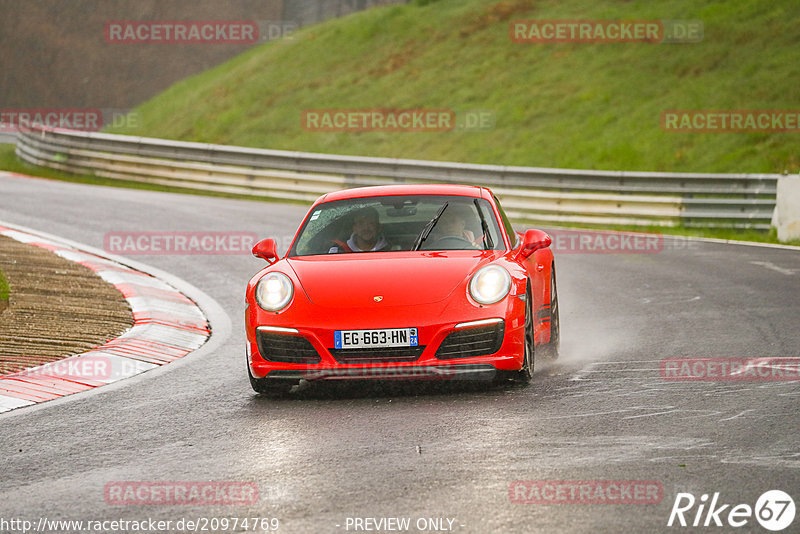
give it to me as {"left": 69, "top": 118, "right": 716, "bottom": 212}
{"left": 107, "top": 0, "right": 800, "bottom": 174}
{"left": 0, "top": 266, "right": 9, "bottom": 303}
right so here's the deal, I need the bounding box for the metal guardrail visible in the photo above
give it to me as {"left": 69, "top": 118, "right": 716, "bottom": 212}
{"left": 15, "top": 125, "right": 779, "bottom": 229}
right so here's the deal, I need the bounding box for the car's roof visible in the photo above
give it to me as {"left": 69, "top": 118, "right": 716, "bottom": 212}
{"left": 317, "top": 184, "right": 489, "bottom": 203}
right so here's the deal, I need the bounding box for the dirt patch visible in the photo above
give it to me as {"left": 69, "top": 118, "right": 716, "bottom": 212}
{"left": 0, "top": 235, "right": 133, "bottom": 375}
{"left": 368, "top": 40, "right": 418, "bottom": 78}
{"left": 459, "top": 0, "right": 534, "bottom": 36}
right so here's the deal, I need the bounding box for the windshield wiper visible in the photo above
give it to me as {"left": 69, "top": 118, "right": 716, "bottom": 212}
{"left": 473, "top": 199, "right": 494, "bottom": 250}
{"left": 412, "top": 202, "right": 448, "bottom": 251}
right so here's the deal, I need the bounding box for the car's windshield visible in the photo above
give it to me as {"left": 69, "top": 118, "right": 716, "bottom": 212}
{"left": 289, "top": 194, "right": 505, "bottom": 257}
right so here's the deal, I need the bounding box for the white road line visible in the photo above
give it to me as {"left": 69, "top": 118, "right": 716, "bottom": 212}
{"left": 749, "top": 260, "right": 797, "bottom": 275}
{"left": 718, "top": 409, "right": 755, "bottom": 421}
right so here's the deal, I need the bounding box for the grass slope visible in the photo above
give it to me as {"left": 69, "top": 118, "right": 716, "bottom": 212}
{"left": 108, "top": 0, "right": 800, "bottom": 174}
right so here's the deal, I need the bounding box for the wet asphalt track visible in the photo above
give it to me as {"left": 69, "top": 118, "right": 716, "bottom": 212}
{"left": 0, "top": 172, "right": 799, "bottom": 533}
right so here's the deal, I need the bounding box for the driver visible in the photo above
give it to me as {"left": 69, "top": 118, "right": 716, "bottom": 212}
{"left": 430, "top": 205, "right": 476, "bottom": 246}
{"left": 329, "top": 207, "right": 390, "bottom": 253}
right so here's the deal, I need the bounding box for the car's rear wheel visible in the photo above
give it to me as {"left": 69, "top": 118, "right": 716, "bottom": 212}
{"left": 540, "top": 266, "right": 560, "bottom": 360}
{"left": 248, "top": 362, "right": 295, "bottom": 397}
{"left": 517, "top": 285, "right": 535, "bottom": 383}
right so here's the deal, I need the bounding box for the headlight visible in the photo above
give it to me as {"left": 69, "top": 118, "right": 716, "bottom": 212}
{"left": 255, "top": 272, "right": 294, "bottom": 311}
{"left": 469, "top": 265, "right": 511, "bottom": 305}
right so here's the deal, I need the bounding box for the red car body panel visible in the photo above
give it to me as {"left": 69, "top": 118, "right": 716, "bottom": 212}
{"left": 290, "top": 252, "right": 490, "bottom": 307}
{"left": 245, "top": 184, "right": 556, "bottom": 383}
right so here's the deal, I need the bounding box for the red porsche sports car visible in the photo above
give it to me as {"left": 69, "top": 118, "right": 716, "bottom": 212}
{"left": 245, "top": 184, "right": 559, "bottom": 395}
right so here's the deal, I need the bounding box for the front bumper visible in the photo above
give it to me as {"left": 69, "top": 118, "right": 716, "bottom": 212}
{"left": 247, "top": 312, "right": 525, "bottom": 382}
{"left": 264, "top": 364, "right": 501, "bottom": 382}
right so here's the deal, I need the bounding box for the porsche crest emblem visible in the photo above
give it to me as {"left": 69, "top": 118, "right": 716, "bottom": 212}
{"left": 373, "top": 296, "right": 384, "bottom": 302}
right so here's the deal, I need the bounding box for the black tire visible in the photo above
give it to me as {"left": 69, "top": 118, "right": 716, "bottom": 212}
{"left": 248, "top": 362, "right": 295, "bottom": 397}
{"left": 517, "top": 285, "right": 535, "bottom": 383}
{"left": 539, "top": 266, "right": 560, "bottom": 360}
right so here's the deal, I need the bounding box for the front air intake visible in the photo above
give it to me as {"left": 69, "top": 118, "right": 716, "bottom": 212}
{"left": 435, "top": 321, "right": 504, "bottom": 359}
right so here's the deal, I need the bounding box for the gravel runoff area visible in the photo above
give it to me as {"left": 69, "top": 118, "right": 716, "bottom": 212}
{"left": 0, "top": 234, "right": 133, "bottom": 375}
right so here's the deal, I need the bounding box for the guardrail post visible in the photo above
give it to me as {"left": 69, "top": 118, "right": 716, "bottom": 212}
{"left": 771, "top": 173, "right": 800, "bottom": 241}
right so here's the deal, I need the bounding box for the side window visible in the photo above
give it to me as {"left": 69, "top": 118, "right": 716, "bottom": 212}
{"left": 493, "top": 195, "right": 518, "bottom": 248}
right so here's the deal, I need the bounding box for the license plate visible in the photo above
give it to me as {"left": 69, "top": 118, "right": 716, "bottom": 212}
{"left": 334, "top": 328, "right": 418, "bottom": 349}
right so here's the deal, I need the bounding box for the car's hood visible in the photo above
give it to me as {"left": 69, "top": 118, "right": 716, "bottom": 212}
{"left": 286, "top": 251, "right": 499, "bottom": 307}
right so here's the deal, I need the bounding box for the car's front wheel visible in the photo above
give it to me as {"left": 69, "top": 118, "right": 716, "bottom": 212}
{"left": 517, "top": 285, "right": 535, "bottom": 383}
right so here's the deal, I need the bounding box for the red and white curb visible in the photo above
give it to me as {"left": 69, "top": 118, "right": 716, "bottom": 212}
{"left": 0, "top": 225, "right": 211, "bottom": 413}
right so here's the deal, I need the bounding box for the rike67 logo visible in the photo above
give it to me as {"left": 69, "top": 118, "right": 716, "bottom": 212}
{"left": 668, "top": 490, "right": 795, "bottom": 531}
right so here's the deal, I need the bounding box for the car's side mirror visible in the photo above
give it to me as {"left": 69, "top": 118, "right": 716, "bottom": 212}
{"left": 252, "top": 238, "right": 278, "bottom": 264}
{"left": 519, "top": 229, "right": 551, "bottom": 258}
